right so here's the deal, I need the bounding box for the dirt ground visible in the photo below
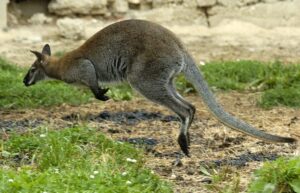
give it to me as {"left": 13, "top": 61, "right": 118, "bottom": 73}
{"left": 1, "top": 20, "right": 300, "bottom": 192}
{"left": 1, "top": 93, "right": 300, "bottom": 193}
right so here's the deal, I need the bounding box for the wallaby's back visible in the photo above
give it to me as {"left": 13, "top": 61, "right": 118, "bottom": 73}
{"left": 76, "top": 20, "right": 186, "bottom": 82}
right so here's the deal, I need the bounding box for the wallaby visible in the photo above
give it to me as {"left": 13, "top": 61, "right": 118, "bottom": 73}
{"left": 23, "top": 19, "right": 296, "bottom": 156}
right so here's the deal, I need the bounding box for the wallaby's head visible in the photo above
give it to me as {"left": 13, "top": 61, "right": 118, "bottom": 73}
{"left": 23, "top": 44, "right": 51, "bottom": 86}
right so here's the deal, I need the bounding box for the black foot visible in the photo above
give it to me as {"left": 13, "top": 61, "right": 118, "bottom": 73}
{"left": 187, "top": 131, "right": 190, "bottom": 146}
{"left": 95, "top": 88, "right": 109, "bottom": 101}
{"left": 178, "top": 133, "right": 190, "bottom": 157}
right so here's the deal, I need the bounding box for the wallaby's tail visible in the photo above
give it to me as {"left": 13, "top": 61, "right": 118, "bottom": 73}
{"left": 183, "top": 59, "right": 296, "bottom": 143}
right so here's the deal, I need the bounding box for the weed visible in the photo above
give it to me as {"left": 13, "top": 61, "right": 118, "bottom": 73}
{"left": 247, "top": 157, "right": 300, "bottom": 193}
{"left": 200, "top": 165, "right": 242, "bottom": 193}
{"left": 0, "top": 127, "right": 172, "bottom": 192}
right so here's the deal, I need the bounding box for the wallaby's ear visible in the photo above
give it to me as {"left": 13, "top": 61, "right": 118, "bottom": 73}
{"left": 42, "top": 44, "right": 51, "bottom": 56}
{"left": 30, "top": 50, "right": 43, "bottom": 61}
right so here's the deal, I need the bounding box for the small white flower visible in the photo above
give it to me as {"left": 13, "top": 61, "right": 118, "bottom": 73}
{"left": 90, "top": 175, "right": 95, "bottom": 179}
{"left": 54, "top": 168, "right": 59, "bottom": 174}
{"left": 199, "top": 61, "right": 206, "bottom": 66}
{"left": 126, "top": 158, "right": 137, "bottom": 163}
{"left": 93, "top": 171, "right": 99, "bottom": 175}
{"left": 39, "top": 134, "right": 46, "bottom": 138}
{"left": 121, "top": 172, "right": 127, "bottom": 176}
{"left": 150, "top": 170, "right": 154, "bottom": 174}
{"left": 8, "top": 179, "right": 14, "bottom": 182}
{"left": 126, "top": 180, "right": 132, "bottom": 185}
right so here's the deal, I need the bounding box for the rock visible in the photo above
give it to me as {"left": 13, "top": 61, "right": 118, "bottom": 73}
{"left": 218, "top": 0, "right": 240, "bottom": 7}
{"left": 113, "top": 0, "right": 129, "bottom": 14}
{"left": 129, "top": 7, "right": 207, "bottom": 25}
{"left": 49, "top": 0, "right": 108, "bottom": 16}
{"left": 128, "top": 0, "right": 141, "bottom": 4}
{"left": 152, "top": 0, "right": 182, "bottom": 8}
{"left": 196, "top": 0, "right": 216, "bottom": 7}
{"left": 239, "top": 0, "right": 260, "bottom": 6}
{"left": 28, "top": 13, "right": 52, "bottom": 25}
{"left": 183, "top": 0, "right": 197, "bottom": 7}
{"left": 56, "top": 18, "right": 85, "bottom": 40}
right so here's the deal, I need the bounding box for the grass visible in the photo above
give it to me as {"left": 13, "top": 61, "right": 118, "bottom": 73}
{"left": 248, "top": 157, "right": 300, "bottom": 193}
{"left": 201, "top": 157, "right": 300, "bottom": 193}
{"left": 0, "top": 126, "right": 172, "bottom": 193}
{"left": 178, "top": 60, "right": 300, "bottom": 108}
{"left": 200, "top": 166, "right": 242, "bottom": 193}
{"left": 2, "top": 57, "right": 300, "bottom": 109}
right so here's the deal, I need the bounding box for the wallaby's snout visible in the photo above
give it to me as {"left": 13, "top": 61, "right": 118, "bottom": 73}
{"left": 23, "top": 70, "right": 35, "bottom": 86}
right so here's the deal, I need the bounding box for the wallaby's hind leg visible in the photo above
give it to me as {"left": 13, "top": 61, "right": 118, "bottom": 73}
{"left": 129, "top": 77, "right": 193, "bottom": 156}
{"left": 168, "top": 80, "right": 195, "bottom": 145}
{"left": 168, "top": 78, "right": 195, "bottom": 125}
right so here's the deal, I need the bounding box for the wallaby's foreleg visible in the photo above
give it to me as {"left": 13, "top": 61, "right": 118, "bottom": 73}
{"left": 76, "top": 59, "right": 109, "bottom": 101}
{"left": 129, "top": 77, "right": 193, "bottom": 156}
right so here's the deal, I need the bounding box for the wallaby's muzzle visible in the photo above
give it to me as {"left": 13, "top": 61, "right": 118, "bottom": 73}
{"left": 23, "top": 72, "right": 35, "bottom": 87}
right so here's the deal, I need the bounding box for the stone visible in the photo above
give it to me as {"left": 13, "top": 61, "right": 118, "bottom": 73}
{"left": 196, "top": 0, "right": 216, "bottom": 7}
{"left": 113, "top": 0, "right": 129, "bottom": 14}
{"left": 218, "top": 0, "right": 240, "bottom": 7}
{"left": 0, "top": 0, "right": 9, "bottom": 29}
{"left": 28, "top": 13, "right": 52, "bottom": 25}
{"left": 49, "top": 0, "right": 108, "bottom": 16}
{"left": 56, "top": 18, "right": 85, "bottom": 40}
{"left": 128, "top": 0, "right": 141, "bottom": 4}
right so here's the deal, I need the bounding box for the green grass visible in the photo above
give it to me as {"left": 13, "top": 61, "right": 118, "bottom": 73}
{"left": 200, "top": 166, "right": 241, "bottom": 193}
{"left": 0, "top": 127, "right": 172, "bottom": 193}
{"left": 201, "top": 157, "right": 300, "bottom": 193}
{"left": 2, "top": 57, "right": 300, "bottom": 109}
{"left": 178, "top": 60, "right": 300, "bottom": 108}
{"left": 248, "top": 157, "right": 300, "bottom": 193}
{"left": 0, "top": 58, "right": 132, "bottom": 109}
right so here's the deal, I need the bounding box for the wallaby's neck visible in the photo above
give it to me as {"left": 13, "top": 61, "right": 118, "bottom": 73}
{"left": 46, "top": 49, "right": 84, "bottom": 80}
{"left": 45, "top": 56, "right": 62, "bottom": 80}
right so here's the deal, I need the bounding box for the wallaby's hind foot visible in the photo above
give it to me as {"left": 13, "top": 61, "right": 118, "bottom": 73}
{"left": 178, "top": 132, "right": 190, "bottom": 156}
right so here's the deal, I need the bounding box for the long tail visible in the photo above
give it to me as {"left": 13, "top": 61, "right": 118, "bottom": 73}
{"left": 183, "top": 59, "right": 296, "bottom": 143}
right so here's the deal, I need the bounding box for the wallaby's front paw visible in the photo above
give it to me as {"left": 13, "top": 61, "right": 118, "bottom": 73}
{"left": 95, "top": 87, "right": 110, "bottom": 101}
{"left": 99, "top": 88, "right": 109, "bottom": 95}
{"left": 95, "top": 93, "right": 109, "bottom": 101}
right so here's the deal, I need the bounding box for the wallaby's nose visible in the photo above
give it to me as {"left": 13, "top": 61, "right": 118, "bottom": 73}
{"left": 23, "top": 76, "right": 30, "bottom": 87}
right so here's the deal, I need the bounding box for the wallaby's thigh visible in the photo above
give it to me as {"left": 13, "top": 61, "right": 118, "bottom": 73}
{"left": 127, "top": 64, "right": 192, "bottom": 155}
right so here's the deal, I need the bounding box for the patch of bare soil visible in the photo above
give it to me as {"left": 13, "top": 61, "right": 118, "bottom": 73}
{"left": 1, "top": 92, "right": 299, "bottom": 193}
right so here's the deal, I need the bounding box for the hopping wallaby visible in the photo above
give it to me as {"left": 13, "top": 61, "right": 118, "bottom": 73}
{"left": 23, "top": 19, "right": 296, "bottom": 156}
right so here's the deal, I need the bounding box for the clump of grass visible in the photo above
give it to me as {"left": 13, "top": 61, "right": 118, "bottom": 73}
{"left": 0, "top": 58, "right": 132, "bottom": 109}
{"left": 200, "top": 166, "right": 242, "bottom": 193}
{"left": 248, "top": 157, "right": 300, "bottom": 193}
{"left": 0, "top": 127, "right": 172, "bottom": 192}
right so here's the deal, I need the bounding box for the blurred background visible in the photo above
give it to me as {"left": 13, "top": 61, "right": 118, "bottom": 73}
{"left": 1, "top": 0, "right": 300, "bottom": 66}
